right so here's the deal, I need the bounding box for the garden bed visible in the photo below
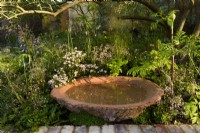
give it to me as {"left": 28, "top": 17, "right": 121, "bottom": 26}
{"left": 0, "top": 1, "right": 200, "bottom": 132}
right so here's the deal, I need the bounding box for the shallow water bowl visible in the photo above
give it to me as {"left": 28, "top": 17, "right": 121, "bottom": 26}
{"left": 51, "top": 76, "right": 163, "bottom": 122}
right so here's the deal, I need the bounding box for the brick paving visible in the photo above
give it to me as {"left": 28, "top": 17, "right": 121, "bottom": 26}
{"left": 38, "top": 124, "right": 200, "bottom": 133}
{"left": 1, "top": 124, "right": 200, "bottom": 133}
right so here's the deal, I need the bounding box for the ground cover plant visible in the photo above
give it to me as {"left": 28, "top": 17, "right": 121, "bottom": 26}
{"left": 0, "top": 0, "right": 200, "bottom": 132}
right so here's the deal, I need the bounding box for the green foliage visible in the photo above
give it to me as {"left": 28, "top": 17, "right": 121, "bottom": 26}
{"left": 69, "top": 112, "right": 106, "bottom": 126}
{"left": 132, "top": 108, "right": 152, "bottom": 124}
{"left": 0, "top": 29, "right": 69, "bottom": 131}
{"left": 5, "top": 32, "right": 18, "bottom": 46}
{"left": 0, "top": 103, "right": 67, "bottom": 132}
{"left": 184, "top": 84, "right": 200, "bottom": 124}
{"left": 107, "top": 57, "right": 128, "bottom": 76}
{"left": 132, "top": 105, "right": 178, "bottom": 124}
{"left": 48, "top": 47, "right": 108, "bottom": 88}
{"left": 171, "top": 32, "right": 200, "bottom": 124}
{"left": 72, "top": 3, "right": 101, "bottom": 56}
{"left": 127, "top": 32, "right": 200, "bottom": 124}
{"left": 0, "top": 2, "right": 199, "bottom": 130}
{"left": 105, "top": 28, "right": 131, "bottom": 76}
{"left": 148, "top": 85, "right": 184, "bottom": 124}
{"left": 151, "top": 10, "right": 177, "bottom": 30}
{"left": 154, "top": 110, "right": 177, "bottom": 124}
{"left": 166, "top": 11, "right": 176, "bottom": 29}
{"left": 112, "top": 30, "right": 131, "bottom": 58}
{"left": 127, "top": 40, "right": 173, "bottom": 78}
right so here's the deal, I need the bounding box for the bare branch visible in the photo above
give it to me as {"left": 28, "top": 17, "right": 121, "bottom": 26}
{"left": 1, "top": 13, "right": 9, "bottom": 19}
{"left": 120, "top": 15, "right": 166, "bottom": 27}
{"left": 15, "top": 4, "right": 25, "bottom": 12}
{"left": 48, "top": 3, "right": 53, "bottom": 12}
{"left": 120, "top": 16, "right": 156, "bottom": 22}
{"left": 0, "top": 0, "right": 81, "bottom": 19}
{"left": 0, "top": 11, "right": 7, "bottom": 13}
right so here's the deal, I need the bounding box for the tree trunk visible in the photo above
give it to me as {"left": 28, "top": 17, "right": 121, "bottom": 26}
{"left": 193, "top": 20, "right": 200, "bottom": 36}
{"left": 193, "top": 1, "right": 200, "bottom": 36}
{"left": 176, "top": 9, "right": 190, "bottom": 32}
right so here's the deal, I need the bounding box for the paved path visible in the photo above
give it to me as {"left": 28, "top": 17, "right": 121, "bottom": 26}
{"left": 36, "top": 124, "right": 200, "bottom": 133}
{"left": 1, "top": 124, "right": 200, "bottom": 133}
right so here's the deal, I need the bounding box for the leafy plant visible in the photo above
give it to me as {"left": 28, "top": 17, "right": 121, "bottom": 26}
{"left": 127, "top": 40, "right": 173, "bottom": 78}
{"left": 128, "top": 32, "right": 200, "bottom": 124}
{"left": 153, "top": 96, "right": 183, "bottom": 124}
{"left": 132, "top": 108, "right": 152, "bottom": 124}
{"left": 107, "top": 57, "right": 128, "bottom": 76}
{"left": 0, "top": 28, "right": 70, "bottom": 131}
{"left": 184, "top": 84, "right": 200, "bottom": 124}
{"left": 72, "top": 2, "right": 101, "bottom": 56}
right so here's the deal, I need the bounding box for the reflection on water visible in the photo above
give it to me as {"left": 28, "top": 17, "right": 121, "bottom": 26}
{"left": 65, "top": 83, "right": 148, "bottom": 105}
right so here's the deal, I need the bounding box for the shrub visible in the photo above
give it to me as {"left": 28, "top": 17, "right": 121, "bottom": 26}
{"left": 129, "top": 32, "right": 200, "bottom": 124}
{"left": 48, "top": 47, "right": 108, "bottom": 88}
{"left": 0, "top": 28, "right": 69, "bottom": 131}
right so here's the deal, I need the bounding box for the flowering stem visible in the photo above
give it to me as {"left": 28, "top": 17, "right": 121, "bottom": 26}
{"left": 68, "top": 27, "right": 73, "bottom": 50}
{"left": 170, "top": 16, "right": 175, "bottom": 97}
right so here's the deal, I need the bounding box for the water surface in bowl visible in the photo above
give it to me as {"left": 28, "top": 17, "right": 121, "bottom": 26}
{"left": 65, "top": 83, "right": 148, "bottom": 105}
